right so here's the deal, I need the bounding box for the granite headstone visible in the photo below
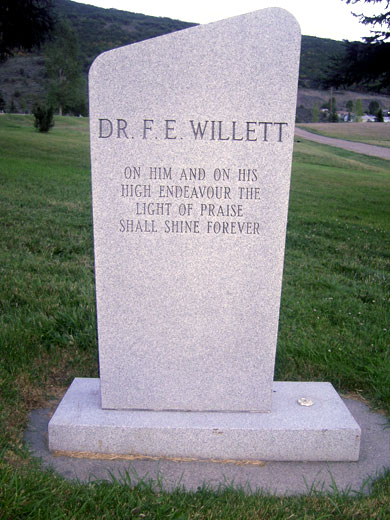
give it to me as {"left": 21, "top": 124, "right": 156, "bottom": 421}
{"left": 90, "top": 7, "right": 299, "bottom": 412}
{"left": 48, "top": 8, "right": 361, "bottom": 462}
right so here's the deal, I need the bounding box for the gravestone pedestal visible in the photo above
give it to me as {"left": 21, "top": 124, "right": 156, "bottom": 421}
{"left": 49, "top": 379, "right": 360, "bottom": 461}
{"left": 49, "top": 8, "right": 361, "bottom": 462}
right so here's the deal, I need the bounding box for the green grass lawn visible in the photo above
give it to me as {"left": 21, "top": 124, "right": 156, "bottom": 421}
{"left": 297, "top": 122, "right": 390, "bottom": 148}
{"left": 1, "top": 115, "right": 390, "bottom": 518}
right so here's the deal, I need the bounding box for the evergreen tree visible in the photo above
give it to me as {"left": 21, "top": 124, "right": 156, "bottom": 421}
{"left": 326, "top": 1, "right": 390, "bottom": 90}
{"left": 377, "top": 108, "right": 384, "bottom": 121}
{"left": 329, "top": 97, "right": 339, "bottom": 122}
{"left": 45, "top": 20, "right": 86, "bottom": 116}
{"left": 368, "top": 100, "right": 380, "bottom": 115}
{"left": 343, "top": 0, "right": 390, "bottom": 43}
{"left": 8, "top": 97, "right": 16, "bottom": 113}
{"left": 346, "top": 100, "right": 354, "bottom": 121}
{"left": 0, "top": 91, "right": 5, "bottom": 112}
{"left": 355, "top": 99, "right": 363, "bottom": 121}
{"left": 0, "top": 0, "right": 54, "bottom": 62}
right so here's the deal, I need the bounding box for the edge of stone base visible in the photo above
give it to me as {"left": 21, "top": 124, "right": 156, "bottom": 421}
{"left": 48, "top": 378, "right": 361, "bottom": 462}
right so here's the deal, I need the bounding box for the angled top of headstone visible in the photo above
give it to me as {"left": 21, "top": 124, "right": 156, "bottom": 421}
{"left": 89, "top": 8, "right": 301, "bottom": 412}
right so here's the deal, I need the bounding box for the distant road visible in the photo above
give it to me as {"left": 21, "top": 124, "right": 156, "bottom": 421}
{"left": 295, "top": 127, "right": 390, "bottom": 160}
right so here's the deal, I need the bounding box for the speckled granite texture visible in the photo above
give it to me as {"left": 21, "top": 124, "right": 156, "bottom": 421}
{"left": 48, "top": 9, "right": 362, "bottom": 463}
{"left": 88, "top": 8, "right": 301, "bottom": 412}
{"left": 48, "top": 379, "right": 361, "bottom": 461}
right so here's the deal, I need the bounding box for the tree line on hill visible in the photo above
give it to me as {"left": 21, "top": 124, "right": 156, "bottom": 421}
{"left": 0, "top": 0, "right": 389, "bottom": 120}
{"left": 298, "top": 97, "right": 387, "bottom": 124}
{"left": 325, "top": 0, "right": 390, "bottom": 92}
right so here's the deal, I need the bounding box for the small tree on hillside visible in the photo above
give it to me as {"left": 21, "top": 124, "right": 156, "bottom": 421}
{"left": 377, "top": 108, "right": 384, "bottom": 121}
{"left": 345, "top": 100, "right": 354, "bottom": 121}
{"left": 328, "top": 97, "right": 339, "bottom": 122}
{"left": 312, "top": 102, "right": 320, "bottom": 122}
{"left": 45, "top": 20, "right": 86, "bottom": 116}
{"left": 355, "top": 99, "right": 363, "bottom": 121}
{"left": 368, "top": 100, "right": 380, "bottom": 115}
{"left": 8, "top": 97, "right": 16, "bottom": 113}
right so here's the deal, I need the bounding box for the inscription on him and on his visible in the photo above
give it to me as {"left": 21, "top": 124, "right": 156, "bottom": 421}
{"left": 96, "top": 117, "right": 289, "bottom": 235}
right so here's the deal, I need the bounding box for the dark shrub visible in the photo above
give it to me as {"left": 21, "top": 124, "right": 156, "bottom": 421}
{"left": 32, "top": 104, "right": 54, "bottom": 132}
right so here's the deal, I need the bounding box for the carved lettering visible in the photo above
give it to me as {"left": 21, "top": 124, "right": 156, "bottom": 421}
{"left": 99, "top": 118, "right": 113, "bottom": 138}
{"left": 96, "top": 118, "right": 288, "bottom": 142}
{"left": 143, "top": 119, "right": 154, "bottom": 139}
{"left": 164, "top": 220, "right": 200, "bottom": 233}
{"left": 119, "top": 219, "right": 157, "bottom": 233}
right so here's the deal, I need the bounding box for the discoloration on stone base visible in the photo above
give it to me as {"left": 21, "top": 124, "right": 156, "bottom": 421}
{"left": 52, "top": 450, "right": 266, "bottom": 466}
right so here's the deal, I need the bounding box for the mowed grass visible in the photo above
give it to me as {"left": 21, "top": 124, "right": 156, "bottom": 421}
{"left": 1, "top": 115, "right": 390, "bottom": 518}
{"left": 297, "top": 122, "right": 390, "bottom": 148}
{"left": 278, "top": 139, "right": 390, "bottom": 409}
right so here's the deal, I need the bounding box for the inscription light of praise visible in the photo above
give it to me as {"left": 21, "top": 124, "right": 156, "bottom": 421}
{"left": 98, "top": 118, "right": 289, "bottom": 142}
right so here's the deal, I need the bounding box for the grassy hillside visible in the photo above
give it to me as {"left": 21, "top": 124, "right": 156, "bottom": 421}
{"left": 1, "top": 115, "right": 390, "bottom": 514}
{"left": 297, "top": 122, "right": 390, "bottom": 147}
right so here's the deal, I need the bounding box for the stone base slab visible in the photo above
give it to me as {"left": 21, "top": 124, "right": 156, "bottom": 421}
{"left": 48, "top": 378, "right": 361, "bottom": 462}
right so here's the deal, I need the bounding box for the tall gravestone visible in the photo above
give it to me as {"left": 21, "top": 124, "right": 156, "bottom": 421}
{"left": 49, "top": 8, "right": 361, "bottom": 461}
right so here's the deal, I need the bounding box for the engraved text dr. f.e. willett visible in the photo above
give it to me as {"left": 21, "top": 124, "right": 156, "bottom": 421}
{"left": 97, "top": 118, "right": 289, "bottom": 142}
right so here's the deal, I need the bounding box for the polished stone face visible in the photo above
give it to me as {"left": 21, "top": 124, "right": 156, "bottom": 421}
{"left": 89, "top": 8, "right": 301, "bottom": 412}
